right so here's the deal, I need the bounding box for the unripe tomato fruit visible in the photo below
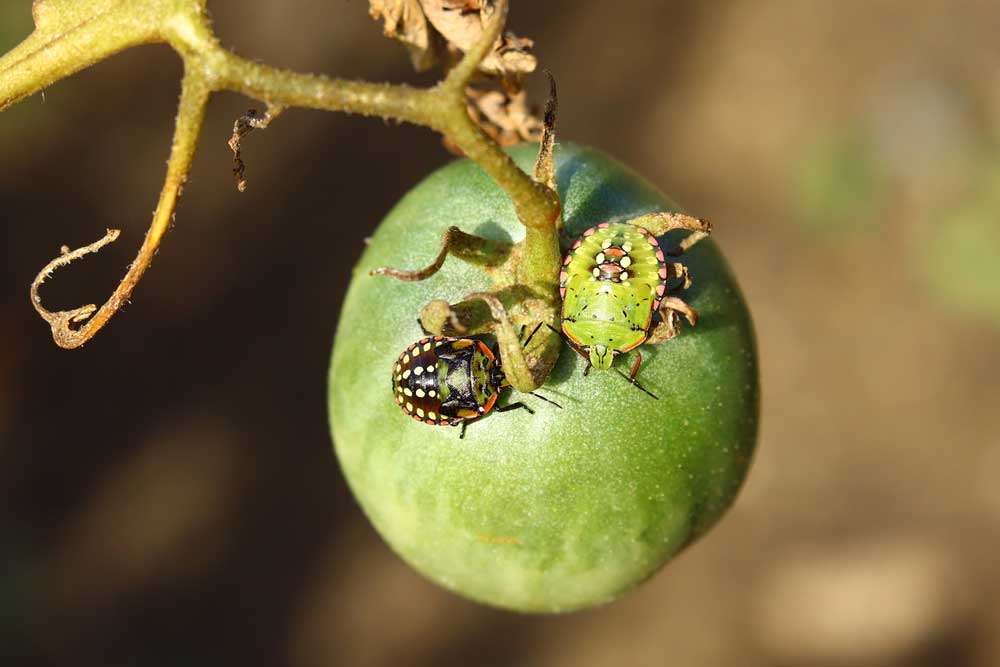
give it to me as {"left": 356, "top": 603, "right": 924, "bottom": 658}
{"left": 328, "top": 143, "right": 758, "bottom": 612}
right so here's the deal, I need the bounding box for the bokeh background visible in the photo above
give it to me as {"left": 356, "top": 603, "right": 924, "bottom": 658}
{"left": 3, "top": 1, "right": 1000, "bottom": 665}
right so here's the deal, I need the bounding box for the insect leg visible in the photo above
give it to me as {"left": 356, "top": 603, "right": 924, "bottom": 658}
{"left": 613, "top": 367, "right": 659, "bottom": 400}
{"left": 545, "top": 322, "right": 589, "bottom": 372}
{"left": 664, "top": 262, "right": 692, "bottom": 290}
{"left": 521, "top": 321, "right": 544, "bottom": 348}
{"left": 528, "top": 392, "right": 562, "bottom": 409}
{"left": 495, "top": 402, "right": 535, "bottom": 415}
{"left": 629, "top": 352, "right": 643, "bottom": 381}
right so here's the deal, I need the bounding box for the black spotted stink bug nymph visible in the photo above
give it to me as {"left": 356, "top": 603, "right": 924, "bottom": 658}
{"left": 559, "top": 213, "right": 712, "bottom": 396}
{"left": 391, "top": 333, "right": 558, "bottom": 437}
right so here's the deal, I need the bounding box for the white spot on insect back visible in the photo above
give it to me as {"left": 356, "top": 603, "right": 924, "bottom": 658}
{"left": 414, "top": 366, "right": 424, "bottom": 376}
{"left": 622, "top": 243, "right": 633, "bottom": 253}
{"left": 423, "top": 343, "right": 433, "bottom": 351}
{"left": 416, "top": 408, "right": 425, "bottom": 418}
{"left": 405, "top": 402, "right": 413, "bottom": 412}
{"left": 402, "top": 369, "right": 411, "bottom": 379}
{"left": 621, "top": 256, "right": 632, "bottom": 268}
{"left": 403, "top": 388, "right": 413, "bottom": 397}
{"left": 429, "top": 390, "right": 437, "bottom": 398}
{"left": 416, "top": 389, "right": 426, "bottom": 398}
{"left": 426, "top": 365, "right": 436, "bottom": 373}
{"left": 428, "top": 411, "right": 437, "bottom": 420}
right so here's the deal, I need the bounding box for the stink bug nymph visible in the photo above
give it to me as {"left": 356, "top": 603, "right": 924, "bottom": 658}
{"left": 391, "top": 332, "right": 558, "bottom": 437}
{"left": 559, "top": 216, "right": 709, "bottom": 397}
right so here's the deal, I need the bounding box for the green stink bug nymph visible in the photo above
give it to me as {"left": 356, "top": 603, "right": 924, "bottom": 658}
{"left": 559, "top": 214, "right": 711, "bottom": 394}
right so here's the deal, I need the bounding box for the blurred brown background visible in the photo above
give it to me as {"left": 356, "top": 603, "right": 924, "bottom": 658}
{"left": 2, "top": 1, "right": 1000, "bottom": 665}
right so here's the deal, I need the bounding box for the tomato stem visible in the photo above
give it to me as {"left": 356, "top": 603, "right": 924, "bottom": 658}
{"left": 3, "top": 0, "right": 563, "bottom": 356}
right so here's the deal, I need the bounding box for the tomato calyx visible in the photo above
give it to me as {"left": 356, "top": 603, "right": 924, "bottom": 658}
{"left": 368, "top": 75, "right": 564, "bottom": 393}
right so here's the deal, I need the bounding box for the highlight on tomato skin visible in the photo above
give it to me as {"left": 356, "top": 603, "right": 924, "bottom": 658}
{"left": 328, "top": 142, "right": 758, "bottom": 613}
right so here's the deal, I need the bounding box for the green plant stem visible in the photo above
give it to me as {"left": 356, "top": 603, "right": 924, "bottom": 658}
{"left": 31, "top": 68, "right": 210, "bottom": 348}
{"left": 2, "top": 0, "right": 561, "bottom": 361}
{"left": 193, "top": 8, "right": 561, "bottom": 240}
{"left": 0, "top": 0, "right": 199, "bottom": 111}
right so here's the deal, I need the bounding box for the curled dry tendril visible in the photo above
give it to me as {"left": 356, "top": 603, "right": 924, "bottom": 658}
{"left": 30, "top": 229, "right": 121, "bottom": 347}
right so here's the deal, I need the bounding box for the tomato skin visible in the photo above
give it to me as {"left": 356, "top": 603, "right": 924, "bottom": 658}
{"left": 328, "top": 143, "right": 758, "bottom": 612}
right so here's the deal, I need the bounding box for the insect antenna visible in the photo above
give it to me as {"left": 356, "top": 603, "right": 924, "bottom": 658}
{"left": 613, "top": 368, "right": 660, "bottom": 400}
{"left": 496, "top": 402, "right": 535, "bottom": 415}
{"left": 528, "top": 392, "right": 562, "bottom": 409}
{"left": 521, "top": 321, "right": 544, "bottom": 348}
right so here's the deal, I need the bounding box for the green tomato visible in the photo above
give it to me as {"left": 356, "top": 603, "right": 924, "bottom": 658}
{"left": 328, "top": 143, "right": 758, "bottom": 612}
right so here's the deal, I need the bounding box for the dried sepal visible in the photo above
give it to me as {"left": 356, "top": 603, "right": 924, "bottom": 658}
{"left": 532, "top": 71, "right": 558, "bottom": 190}
{"left": 371, "top": 0, "right": 544, "bottom": 150}
{"left": 369, "top": 0, "right": 441, "bottom": 71}
{"left": 465, "top": 87, "right": 542, "bottom": 147}
{"left": 369, "top": 0, "right": 536, "bottom": 80}
{"left": 421, "top": 2, "right": 536, "bottom": 79}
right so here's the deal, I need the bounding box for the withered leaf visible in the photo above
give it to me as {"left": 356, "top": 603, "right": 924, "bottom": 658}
{"left": 370, "top": 0, "right": 544, "bottom": 149}
{"left": 420, "top": 0, "right": 536, "bottom": 78}
{"left": 466, "top": 87, "right": 543, "bottom": 147}
{"left": 370, "top": 0, "right": 536, "bottom": 78}
{"left": 369, "top": 0, "right": 439, "bottom": 72}
{"left": 440, "top": 0, "right": 489, "bottom": 10}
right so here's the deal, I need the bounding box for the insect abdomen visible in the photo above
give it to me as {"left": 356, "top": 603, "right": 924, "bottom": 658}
{"left": 560, "top": 222, "right": 667, "bottom": 356}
